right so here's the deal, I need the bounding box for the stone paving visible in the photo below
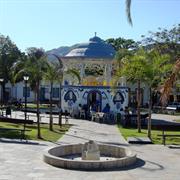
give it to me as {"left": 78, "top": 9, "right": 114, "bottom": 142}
{"left": 0, "top": 113, "right": 180, "bottom": 179}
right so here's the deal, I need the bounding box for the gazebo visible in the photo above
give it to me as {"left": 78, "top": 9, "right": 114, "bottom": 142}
{"left": 60, "top": 34, "right": 129, "bottom": 116}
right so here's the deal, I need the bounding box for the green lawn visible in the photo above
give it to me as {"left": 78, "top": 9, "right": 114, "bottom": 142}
{"left": 26, "top": 103, "right": 51, "bottom": 109}
{"left": 117, "top": 124, "right": 180, "bottom": 145}
{"left": 174, "top": 120, "right": 180, "bottom": 123}
{"left": 0, "top": 122, "right": 71, "bottom": 142}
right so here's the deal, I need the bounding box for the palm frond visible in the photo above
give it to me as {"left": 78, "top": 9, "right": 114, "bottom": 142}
{"left": 126, "top": 0, "right": 133, "bottom": 26}
{"left": 160, "top": 59, "right": 180, "bottom": 105}
{"left": 51, "top": 54, "right": 63, "bottom": 69}
{"left": 66, "top": 69, "right": 81, "bottom": 84}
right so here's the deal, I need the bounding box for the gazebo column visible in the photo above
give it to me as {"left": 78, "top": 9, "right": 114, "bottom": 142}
{"left": 80, "top": 63, "right": 85, "bottom": 84}
{"left": 104, "top": 64, "right": 112, "bottom": 85}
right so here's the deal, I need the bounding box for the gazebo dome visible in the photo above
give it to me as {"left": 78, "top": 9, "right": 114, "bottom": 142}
{"left": 65, "top": 35, "right": 115, "bottom": 59}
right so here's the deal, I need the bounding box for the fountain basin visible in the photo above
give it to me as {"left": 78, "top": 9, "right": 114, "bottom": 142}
{"left": 43, "top": 143, "right": 136, "bottom": 170}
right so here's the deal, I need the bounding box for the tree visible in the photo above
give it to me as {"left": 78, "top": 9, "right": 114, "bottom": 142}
{"left": 15, "top": 47, "right": 48, "bottom": 138}
{"left": 44, "top": 62, "right": 60, "bottom": 131}
{"left": 44, "top": 61, "right": 81, "bottom": 130}
{"left": 140, "top": 25, "right": 180, "bottom": 106}
{"left": 50, "top": 55, "right": 63, "bottom": 126}
{"left": 51, "top": 54, "right": 80, "bottom": 126}
{"left": 27, "top": 48, "right": 48, "bottom": 138}
{"left": 106, "top": 37, "right": 136, "bottom": 51}
{"left": 140, "top": 24, "right": 180, "bottom": 62}
{"left": 115, "top": 47, "right": 171, "bottom": 136}
{"left": 115, "top": 48, "right": 148, "bottom": 132}
{"left": 144, "top": 50, "right": 171, "bottom": 138}
{"left": 160, "top": 59, "right": 180, "bottom": 105}
{"left": 115, "top": 48, "right": 133, "bottom": 68}
{"left": 0, "top": 35, "right": 22, "bottom": 103}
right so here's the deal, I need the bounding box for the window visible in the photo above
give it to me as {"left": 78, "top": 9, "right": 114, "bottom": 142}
{"left": 52, "top": 88, "right": 59, "bottom": 98}
{"left": 23, "top": 87, "right": 30, "bottom": 97}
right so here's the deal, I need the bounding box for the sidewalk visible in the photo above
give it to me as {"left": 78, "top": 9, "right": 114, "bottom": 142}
{"left": 58, "top": 118, "right": 127, "bottom": 145}
{"left": 1, "top": 113, "right": 180, "bottom": 179}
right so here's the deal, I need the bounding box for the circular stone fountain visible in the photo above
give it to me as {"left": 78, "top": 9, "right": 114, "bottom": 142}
{"left": 43, "top": 141, "right": 136, "bottom": 170}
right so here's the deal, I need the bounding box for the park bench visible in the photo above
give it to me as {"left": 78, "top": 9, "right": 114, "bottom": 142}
{"left": 0, "top": 115, "right": 33, "bottom": 124}
{"left": 154, "top": 124, "right": 180, "bottom": 145}
{"left": 122, "top": 113, "right": 148, "bottom": 127}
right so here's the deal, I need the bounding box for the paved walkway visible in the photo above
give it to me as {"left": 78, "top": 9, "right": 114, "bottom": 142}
{"left": 0, "top": 116, "right": 180, "bottom": 179}
{"left": 58, "top": 119, "right": 127, "bottom": 145}
{"left": 152, "top": 113, "right": 180, "bottom": 123}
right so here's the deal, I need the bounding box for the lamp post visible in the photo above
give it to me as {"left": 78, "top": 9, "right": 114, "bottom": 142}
{"left": 0, "top": 78, "right": 4, "bottom": 107}
{"left": 23, "top": 75, "right": 29, "bottom": 131}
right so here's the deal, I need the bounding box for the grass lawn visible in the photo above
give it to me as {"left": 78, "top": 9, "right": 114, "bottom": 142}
{"left": 0, "top": 122, "right": 71, "bottom": 142}
{"left": 26, "top": 103, "right": 51, "bottom": 109}
{"left": 174, "top": 120, "right": 180, "bottom": 123}
{"left": 117, "top": 124, "right": 180, "bottom": 145}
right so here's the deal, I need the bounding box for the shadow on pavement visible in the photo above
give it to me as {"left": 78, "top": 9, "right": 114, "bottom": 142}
{"left": 140, "top": 160, "right": 164, "bottom": 171}
{"left": 62, "top": 158, "right": 146, "bottom": 172}
{"left": 151, "top": 119, "right": 180, "bottom": 125}
{"left": 97, "top": 141, "right": 129, "bottom": 147}
{"left": 0, "top": 138, "right": 47, "bottom": 146}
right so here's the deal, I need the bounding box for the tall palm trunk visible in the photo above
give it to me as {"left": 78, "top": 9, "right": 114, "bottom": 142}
{"left": 49, "top": 82, "right": 53, "bottom": 131}
{"left": 11, "top": 84, "right": 14, "bottom": 102}
{"left": 137, "top": 80, "right": 141, "bottom": 133}
{"left": 36, "top": 81, "right": 41, "bottom": 138}
{"left": 1, "top": 82, "right": 5, "bottom": 106}
{"left": 2, "top": 82, "right": 5, "bottom": 105}
{"left": 148, "top": 87, "right": 152, "bottom": 138}
{"left": 58, "top": 83, "right": 62, "bottom": 126}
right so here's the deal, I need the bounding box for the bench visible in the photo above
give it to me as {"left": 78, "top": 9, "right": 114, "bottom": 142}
{"left": 158, "top": 132, "right": 180, "bottom": 145}
{"left": 19, "top": 113, "right": 45, "bottom": 122}
{"left": 0, "top": 128, "right": 32, "bottom": 140}
{"left": 122, "top": 113, "right": 148, "bottom": 127}
{"left": 0, "top": 116, "right": 33, "bottom": 124}
{"left": 154, "top": 124, "right": 180, "bottom": 145}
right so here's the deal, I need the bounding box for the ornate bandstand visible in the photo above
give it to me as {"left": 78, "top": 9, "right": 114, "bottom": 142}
{"left": 60, "top": 35, "right": 129, "bottom": 116}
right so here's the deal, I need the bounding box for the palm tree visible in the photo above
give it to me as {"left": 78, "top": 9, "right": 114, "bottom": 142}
{"left": 51, "top": 54, "right": 80, "bottom": 126}
{"left": 44, "top": 61, "right": 62, "bottom": 131}
{"left": 145, "top": 50, "right": 171, "bottom": 138}
{"left": 15, "top": 48, "right": 48, "bottom": 138}
{"left": 27, "top": 49, "right": 48, "bottom": 138}
{"left": 114, "top": 49, "right": 148, "bottom": 132}
{"left": 50, "top": 55, "right": 63, "bottom": 126}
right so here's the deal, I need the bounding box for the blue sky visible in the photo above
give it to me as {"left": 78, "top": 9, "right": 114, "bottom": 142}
{"left": 0, "top": 0, "right": 179, "bottom": 52}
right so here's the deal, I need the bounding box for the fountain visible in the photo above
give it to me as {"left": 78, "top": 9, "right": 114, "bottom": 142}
{"left": 43, "top": 140, "right": 136, "bottom": 170}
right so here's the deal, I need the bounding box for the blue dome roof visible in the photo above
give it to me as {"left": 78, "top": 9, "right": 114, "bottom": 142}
{"left": 65, "top": 36, "right": 115, "bottom": 59}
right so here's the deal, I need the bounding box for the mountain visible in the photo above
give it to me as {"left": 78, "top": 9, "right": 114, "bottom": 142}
{"left": 46, "top": 44, "right": 79, "bottom": 61}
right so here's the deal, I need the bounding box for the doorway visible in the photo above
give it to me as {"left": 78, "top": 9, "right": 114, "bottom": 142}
{"left": 87, "top": 90, "right": 102, "bottom": 112}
